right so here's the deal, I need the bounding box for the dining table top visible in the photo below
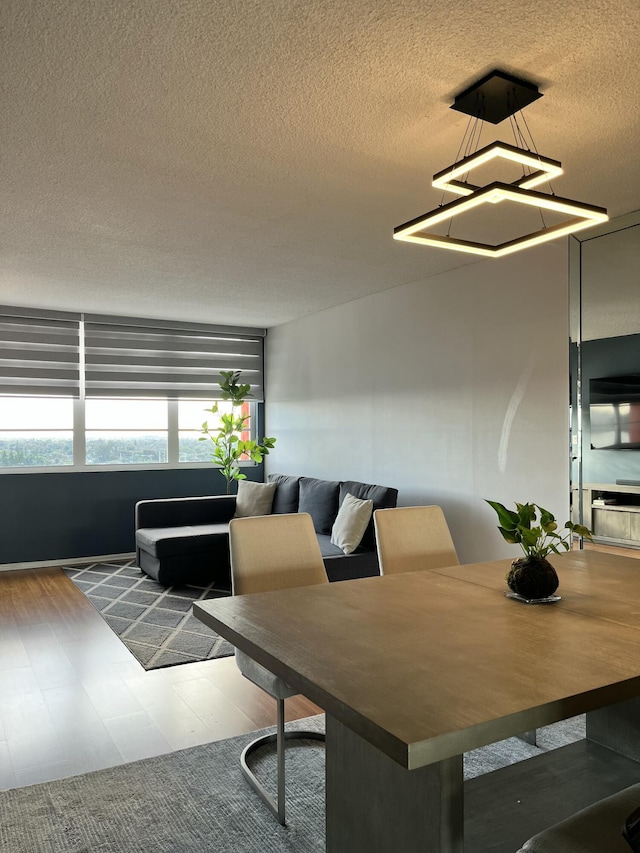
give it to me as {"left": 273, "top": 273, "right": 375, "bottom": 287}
{"left": 193, "top": 548, "right": 640, "bottom": 770}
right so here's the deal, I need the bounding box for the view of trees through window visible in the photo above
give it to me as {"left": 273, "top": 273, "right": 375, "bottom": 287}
{"left": 0, "top": 397, "right": 73, "bottom": 468}
{"left": 0, "top": 397, "right": 251, "bottom": 469}
{"left": 0, "top": 436, "right": 74, "bottom": 468}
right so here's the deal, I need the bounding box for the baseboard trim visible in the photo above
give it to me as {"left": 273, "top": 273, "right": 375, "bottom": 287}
{"left": 0, "top": 552, "right": 136, "bottom": 572}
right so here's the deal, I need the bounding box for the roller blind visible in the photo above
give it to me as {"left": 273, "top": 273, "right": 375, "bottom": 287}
{"left": 0, "top": 306, "right": 81, "bottom": 397}
{"left": 83, "top": 314, "right": 266, "bottom": 400}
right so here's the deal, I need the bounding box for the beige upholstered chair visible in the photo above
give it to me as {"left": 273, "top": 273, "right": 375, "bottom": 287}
{"left": 229, "top": 512, "right": 328, "bottom": 825}
{"left": 372, "top": 507, "right": 544, "bottom": 748}
{"left": 373, "top": 505, "right": 459, "bottom": 575}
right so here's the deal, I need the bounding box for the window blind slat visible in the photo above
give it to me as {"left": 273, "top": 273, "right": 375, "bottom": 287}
{"left": 0, "top": 384, "right": 79, "bottom": 397}
{"left": 83, "top": 319, "right": 264, "bottom": 400}
{"left": 85, "top": 352, "right": 255, "bottom": 370}
{"left": 0, "top": 309, "right": 265, "bottom": 401}
{"left": 0, "top": 308, "right": 81, "bottom": 397}
{"left": 1, "top": 367, "right": 79, "bottom": 381}
{"left": 0, "top": 347, "right": 80, "bottom": 364}
{"left": 83, "top": 314, "right": 265, "bottom": 338}
{"left": 82, "top": 386, "right": 262, "bottom": 400}
{"left": 84, "top": 333, "right": 262, "bottom": 357}
{"left": 0, "top": 329, "right": 80, "bottom": 347}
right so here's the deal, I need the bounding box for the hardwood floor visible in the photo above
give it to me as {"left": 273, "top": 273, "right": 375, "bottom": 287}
{"left": 0, "top": 566, "right": 321, "bottom": 791}
{"left": 3, "top": 543, "right": 635, "bottom": 793}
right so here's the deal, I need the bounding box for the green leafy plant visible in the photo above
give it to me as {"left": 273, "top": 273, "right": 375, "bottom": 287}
{"left": 199, "top": 370, "right": 276, "bottom": 495}
{"left": 485, "top": 500, "right": 593, "bottom": 559}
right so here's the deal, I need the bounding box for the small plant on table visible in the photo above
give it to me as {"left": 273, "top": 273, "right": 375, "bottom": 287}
{"left": 485, "top": 500, "right": 593, "bottom": 599}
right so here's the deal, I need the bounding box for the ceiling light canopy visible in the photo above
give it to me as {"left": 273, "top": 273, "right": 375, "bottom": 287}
{"left": 394, "top": 70, "right": 608, "bottom": 258}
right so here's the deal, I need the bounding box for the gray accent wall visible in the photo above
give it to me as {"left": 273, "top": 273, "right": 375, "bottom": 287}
{"left": 0, "top": 466, "right": 264, "bottom": 566}
{"left": 1, "top": 406, "right": 268, "bottom": 567}
{"left": 264, "top": 245, "right": 570, "bottom": 564}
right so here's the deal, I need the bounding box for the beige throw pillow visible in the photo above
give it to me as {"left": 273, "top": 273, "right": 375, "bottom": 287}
{"left": 234, "top": 480, "right": 277, "bottom": 518}
{"left": 330, "top": 492, "right": 374, "bottom": 555}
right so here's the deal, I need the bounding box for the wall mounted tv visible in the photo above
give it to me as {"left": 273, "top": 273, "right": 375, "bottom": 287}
{"left": 590, "top": 375, "right": 640, "bottom": 449}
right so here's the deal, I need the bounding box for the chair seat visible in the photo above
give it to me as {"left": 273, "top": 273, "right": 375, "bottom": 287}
{"left": 518, "top": 782, "right": 640, "bottom": 852}
{"left": 235, "top": 649, "right": 298, "bottom": 701}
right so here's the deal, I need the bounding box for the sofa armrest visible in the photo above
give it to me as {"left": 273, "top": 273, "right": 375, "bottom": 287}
{"left": 135, "top": 495, "right": 237, "bottom": 530}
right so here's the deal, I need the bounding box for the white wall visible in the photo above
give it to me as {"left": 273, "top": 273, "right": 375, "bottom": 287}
{"left": 265, "top": 243, "right": 570, "bottom": 563}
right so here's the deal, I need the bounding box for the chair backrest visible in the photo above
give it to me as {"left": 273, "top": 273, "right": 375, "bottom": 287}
{"left": 229, "top": 512, "right": 329, "bottom": 596}
{"left": 373, "top": 505, "right": 459, "bottom": 575}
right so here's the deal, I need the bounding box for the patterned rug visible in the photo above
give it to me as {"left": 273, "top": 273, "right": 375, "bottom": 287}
{"left": 63, "top": 559, "right": 234, "bottom": 670}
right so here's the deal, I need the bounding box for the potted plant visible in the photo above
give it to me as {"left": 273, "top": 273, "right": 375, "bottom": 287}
{"left": 485, "top": 500, "right": 593, "bottom": 599}
{"left": 200, "top": 370, "right": 276, "bottom": 495}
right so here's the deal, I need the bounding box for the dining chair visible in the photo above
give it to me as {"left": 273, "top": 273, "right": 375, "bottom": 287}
{"left": 373, "top": 505, "right": 459, "bottom": 574}
{"left": 229, "top": 511, "right": 328, "bottom": 825}
{"left": 372, "top": 506, "right": 544, "bottom": 748}
{"left": 516, "top": 781, "right": 640, "bottom": 851}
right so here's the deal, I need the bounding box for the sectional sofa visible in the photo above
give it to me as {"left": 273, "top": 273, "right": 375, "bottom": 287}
{"left": 134, "top": 473, "right": 398, "bottom": 587}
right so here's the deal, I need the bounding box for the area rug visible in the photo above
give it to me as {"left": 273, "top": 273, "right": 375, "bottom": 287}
{"left": 0, "top": 715, "right": 585, "bottom": 853}
{"left": 63, "top": 559, "right": 234, "bottom": 670}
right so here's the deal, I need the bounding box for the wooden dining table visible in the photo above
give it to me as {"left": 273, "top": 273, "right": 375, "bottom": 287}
{"left": 194, "top": 549, "right": 640, "bottom": 852}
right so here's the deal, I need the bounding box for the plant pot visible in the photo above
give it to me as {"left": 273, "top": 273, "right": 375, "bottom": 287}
{"left": 506, "top": 556, "right": 559, "bottom": 599}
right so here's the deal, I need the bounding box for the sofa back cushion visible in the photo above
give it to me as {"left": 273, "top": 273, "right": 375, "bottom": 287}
{"left": 339, "top": 480, "right": 399, "bottom": 550}
{"left": 298, "top": 476, "right": 340, "bottom": 534}
{"left": 267, "top": 473, "right": 301, "bottom": 514}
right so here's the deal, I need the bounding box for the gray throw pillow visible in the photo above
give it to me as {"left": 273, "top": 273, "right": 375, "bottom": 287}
{"left": 330, "top": 492, "right": 374, "bottom": 555}
{"left": 234, "top": 480, "right": 277, "bottom": 518}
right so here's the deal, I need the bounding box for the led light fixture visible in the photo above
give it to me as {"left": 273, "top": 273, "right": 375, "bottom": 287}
{"left": 394, "top": 182, "right": 608, "bottom": 257}
{"left": 431, "top": 141, "right": 563, "bottom": 198}
{"left": 394, "top": 70, "right": 608, "bottom": 257}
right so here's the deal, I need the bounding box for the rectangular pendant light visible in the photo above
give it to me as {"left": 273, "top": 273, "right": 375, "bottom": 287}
{"left": 432, "top": 141, "right": 563, "bottom": 197}
{"left": 393, "top": 182, "right": 609, "bottom": 258}
{"left": 394, "top": 70, "right": 609, "bottom": 257}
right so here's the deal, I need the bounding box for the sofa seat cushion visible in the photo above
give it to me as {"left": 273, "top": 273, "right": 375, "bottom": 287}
{"left": 299, "top": 476, "right": 340, "bottom": 534}
{"left": 316, "top": 533, "right": 360, "bottom": 559}
{"left": 136, "top": 523, "right": 230, "bottom": 558}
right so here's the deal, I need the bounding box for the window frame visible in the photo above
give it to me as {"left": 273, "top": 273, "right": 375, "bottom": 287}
{"left": 0, "top": 397, "right": 261, "bottom": 474}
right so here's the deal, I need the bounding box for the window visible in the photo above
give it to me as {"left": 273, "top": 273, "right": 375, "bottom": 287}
{"left": 0, "top": 396, "right": 74, "bottom": 468}
{"left": 178, "top": 400, "right": 251, "bottom": 463}
{"left": 0, "top": 307, "right": 265, "bottom": 472}
{"left": 178, "top": 400, "right": 213, "bottom": 463}
{"left": 0, "top": 395, "right": 258, "bottom": 471}
{"left": 85, "top": 399, "right": 168, "bottom": 465}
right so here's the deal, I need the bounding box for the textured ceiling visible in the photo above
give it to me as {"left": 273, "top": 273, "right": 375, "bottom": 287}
{"left": 1, "top": 0, "right": 639, "bottom": 328}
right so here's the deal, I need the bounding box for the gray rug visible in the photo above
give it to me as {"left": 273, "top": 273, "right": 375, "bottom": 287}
{"left": 63, "top": 559, "right": 234, "bottom": 670}
{"left": 0, "top": 715, "right": 584, "bottom": 852}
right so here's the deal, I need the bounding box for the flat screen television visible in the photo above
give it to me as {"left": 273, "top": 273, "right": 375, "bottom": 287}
{"left": 590, "top": 375, "right": 640, "bottom": 449}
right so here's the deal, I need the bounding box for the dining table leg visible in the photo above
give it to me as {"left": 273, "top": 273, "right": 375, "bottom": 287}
{"left": 325, "top": 714, "right": 464, "bottom": 853}
{"left": 587, "top": 696, "right": 640, "bottom": 759}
